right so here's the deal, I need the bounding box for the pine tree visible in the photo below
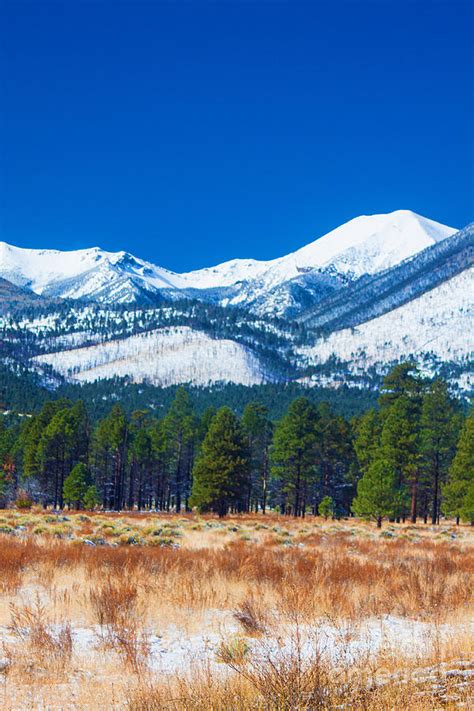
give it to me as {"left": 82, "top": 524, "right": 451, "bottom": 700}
{"left": 83, "top": 484, "right": 101, "bottom": 511}
{"left": 128, "top": 411, "right": 153, "bottom": 510}
{"left": 379, "top": 396, "right": 418, "bottom": 521}
{"left": 420, "top": 380, "right": 459, "bottom": 524}
{"left": 37, "top": 407, "right": 76, "bottom": 508}
{"left": 352, "top": 459, "right": 399, "bottom": 528}
{"left": 189, "top": 407, "right": 249, "bottom": 517}
{"left": 91, "top": 416, "right": 114, "bottom": 509}
{"left": 22, "top": 401, "right": 66, "bottom": 480}
{"left": 318, "top": 495, "right": 334, "bottom": 520}
{"left": 242, "top": 402, "right": 272, "bottom": 513}
{"left": 149, "top": 418, "right": 169, "bottom": 511}
{"left": 63, "top": 462, "right": 89, "bottom": 509}
{"left": 271, "top": 397, "right": 319, "bottom": 517}
{"left": 379, "top": 362, "right": 422, "bottom": 409}
{"left": 353, "top": 409, "right": 381, "bottom": 475}
{"left": 162, "top": 388, "right": 197, "bottom": 512}
{"left": 461, "top": 481, "right": 474, "bottom": 525}
{"left": 106, "top": 404, "right": 128, "bottom": 511}
{"left": 316, "top": 404, "right": 354, "bottom": 515}
{"left": 442, "top": 412, "right": 474, "bottom": 523}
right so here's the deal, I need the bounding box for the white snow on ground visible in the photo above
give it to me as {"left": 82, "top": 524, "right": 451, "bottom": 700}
{"left": 143, "top": 615, "right": 474, "bottom": 675}
{"left": 34, "top": 326, "right": 269, "bottom": 386}
{"left": 299, "top": 268, "right": 474, "bottom": 368}
{"left": 1, "top": 613, "right": 471, "bottom": 678}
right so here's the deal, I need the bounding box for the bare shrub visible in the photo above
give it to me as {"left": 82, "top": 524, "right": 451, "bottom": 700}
{"left": 91, "top": 575, "right": 150, "bottom": 672}
{"left": 89, "top": 575, "right": 140, "bottom": 626}
{"left": 8, "top": 595, "right": 73, "bottom": 670}
{"left": 233, "top": 596, "right": 268, "bottom": 635}
{"left": 99, "top": 623, "right": 151, "bottom": 674}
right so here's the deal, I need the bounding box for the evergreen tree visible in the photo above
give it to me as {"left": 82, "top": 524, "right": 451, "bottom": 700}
{"left": 353, "top": 409, "right": 381, "bottom": 475}
{"left": 420, "top": 380, "right": 459, "bottom": 524}
{"left": 379, "top": 362, "right": 423, "bottom": 409}
{"left": 149, "top": 418, "right": 169, "bottom": 510}
{"left": 242, "top": 402, "right": 272, "bottom": 513}
{"left": 92, "top": 404, "right": 128, "bottom": 510}
{"left": 318, "top": 495, "right": 334, "bottom": 519}
{"left": 91, "top": 415, "right": 114, "bottom": 508}
{"left": 37, "top": 407, "right": 76, "bottom": 508}
{"left": 352, "top": 459, "right": 399, "bottom": 528}
{"left": 376, "top": 365, "right": 424, "bottom": 522}
{"left": 271, "top": 397, "right": 319, "bottom": 517}
{"left": 190, "top": 407, "right": 249, "bottom": 517}
{"left": 162, "top": 388, "right": 197, "bottom": 512}
{"left": 316, "top": 404, "right": 354, "bottom": 515}
{"left": 83, "top": 484, "right": 101, "bottom": 510}
{"left": 442, "top": 412, "right": 474, "bottom": 523}
{"left": 22, "top": 400, "right": 67, "bottom": 480}
{"left": 379, "top": 396, "right": 417, "bottom": 521}
{"left": 128, "top": 411, "right": 153, "bottom": 509}
{"left": 461, "top": 481, "right": 474, "bottom": 525}
{"left": 63, "top": 462, "right": 89, "bottom": 508}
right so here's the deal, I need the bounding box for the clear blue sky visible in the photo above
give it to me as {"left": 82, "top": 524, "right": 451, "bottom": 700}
{"left": 1, "top": 1, "right": 472, "bottom": 271}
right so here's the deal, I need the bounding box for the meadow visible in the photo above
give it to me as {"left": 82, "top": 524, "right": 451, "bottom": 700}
{"left": 0, "top": 510, "right": 472, "bottom": 710}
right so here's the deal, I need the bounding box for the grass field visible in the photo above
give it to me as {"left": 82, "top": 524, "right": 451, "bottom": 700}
{"left": 0, "top": 510, "right": 472, "bottom": 709}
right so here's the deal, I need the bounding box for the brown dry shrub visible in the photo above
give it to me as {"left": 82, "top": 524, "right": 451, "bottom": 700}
{"left": 8, "top": 595, "right": 73, "bottom": 671}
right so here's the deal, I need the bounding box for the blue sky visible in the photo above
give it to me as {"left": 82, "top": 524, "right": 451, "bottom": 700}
{"left": 1, "top": 1, "right": 472, "bottom": 271}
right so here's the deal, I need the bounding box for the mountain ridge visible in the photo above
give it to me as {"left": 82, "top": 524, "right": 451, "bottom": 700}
{"left": 0, "top": 210, "right": 457, "bottom": 315}
{"left": 1, "top": 210, "right": 471, "bottom": 395}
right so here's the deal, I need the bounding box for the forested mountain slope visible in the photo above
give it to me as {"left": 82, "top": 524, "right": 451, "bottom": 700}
{"left": 298, "top": 223, "right": 473, "bottom": 332}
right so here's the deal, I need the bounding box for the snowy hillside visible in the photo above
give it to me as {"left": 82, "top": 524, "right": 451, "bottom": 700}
{"left": 298, "top": 268, "right": 474, "bottom": 371}
{"left": 0, "top": 211, "right": 457, "bottom": 314}
{"left": 34, "top": 327, "right": 271, "bottom": 387}
{"left": 298, "top": 222, "right": 473, "bottom": 331}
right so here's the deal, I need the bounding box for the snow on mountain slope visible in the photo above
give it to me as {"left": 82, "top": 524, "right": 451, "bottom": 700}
{"left": 179, "top": 210, "right": 456, "bottom": 290}
{"left": 0, "top": 241, "right": 187, "bottom": 301}
{"left": 34, "top": 327, "right": 271, "bottom": 386}
{"left": 201, "top": 210, "right": 458, "bottom": 316}
{"left": 0, "top": 211, "right": 457, "bottom": 308}
{"left": 298, "top": 268, "right": 474, "bottom": 369}
{"left": 281, "top": 210, "right": 455, "bottom": 279}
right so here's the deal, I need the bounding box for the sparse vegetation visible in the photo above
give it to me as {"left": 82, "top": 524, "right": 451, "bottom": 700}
{"left": 0, "top": 512, "right": 471, "bottom": 708}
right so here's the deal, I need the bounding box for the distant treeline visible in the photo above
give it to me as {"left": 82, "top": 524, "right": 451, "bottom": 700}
{"left": 0, "top": 364, "right": 472, "bottom": 525}
{"left": 0, "top": 361, "right": 378, "bottom": 420}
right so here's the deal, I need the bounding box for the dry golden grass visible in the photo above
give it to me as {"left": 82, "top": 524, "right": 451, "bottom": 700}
{"left": 0, "top": 511, "right": 472, "bottom": 709}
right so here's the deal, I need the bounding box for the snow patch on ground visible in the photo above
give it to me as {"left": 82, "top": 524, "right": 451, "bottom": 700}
{"left": 2, "top": 613, "right": 471, "bottom": 678}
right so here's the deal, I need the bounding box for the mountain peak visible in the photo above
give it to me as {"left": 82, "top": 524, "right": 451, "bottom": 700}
{"left": 0, "top": 210, "right": 459, "bottom": 309}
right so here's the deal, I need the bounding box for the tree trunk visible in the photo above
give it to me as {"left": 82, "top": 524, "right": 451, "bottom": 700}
{"left": 410, "top": 479, "right": 418, "bottom": 523}
{"left": 431, "top": 467, "right": 439, "bottom": 525}
{"left": 294, "top": 454, "right": 302, "bottom": 518}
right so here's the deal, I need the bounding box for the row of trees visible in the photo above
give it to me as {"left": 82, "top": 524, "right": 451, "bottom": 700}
{"left": 352, "top": 368, "right": 473, "bottom": 526}
{"left": 0, "top": 364, "right": 472, "bottom": 525}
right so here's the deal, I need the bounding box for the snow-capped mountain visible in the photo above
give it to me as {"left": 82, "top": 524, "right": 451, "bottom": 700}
{"left": 298, "top": 222, "right": 473, "bottom": 332}
{"left": 0, "top": 210, "right": 457, "bottom": 315}
{"left": 1, "top": 212, "right": 471, "bottom": 393}
{"left": 0, "top": 241, "right": 189, "bottom": 302}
